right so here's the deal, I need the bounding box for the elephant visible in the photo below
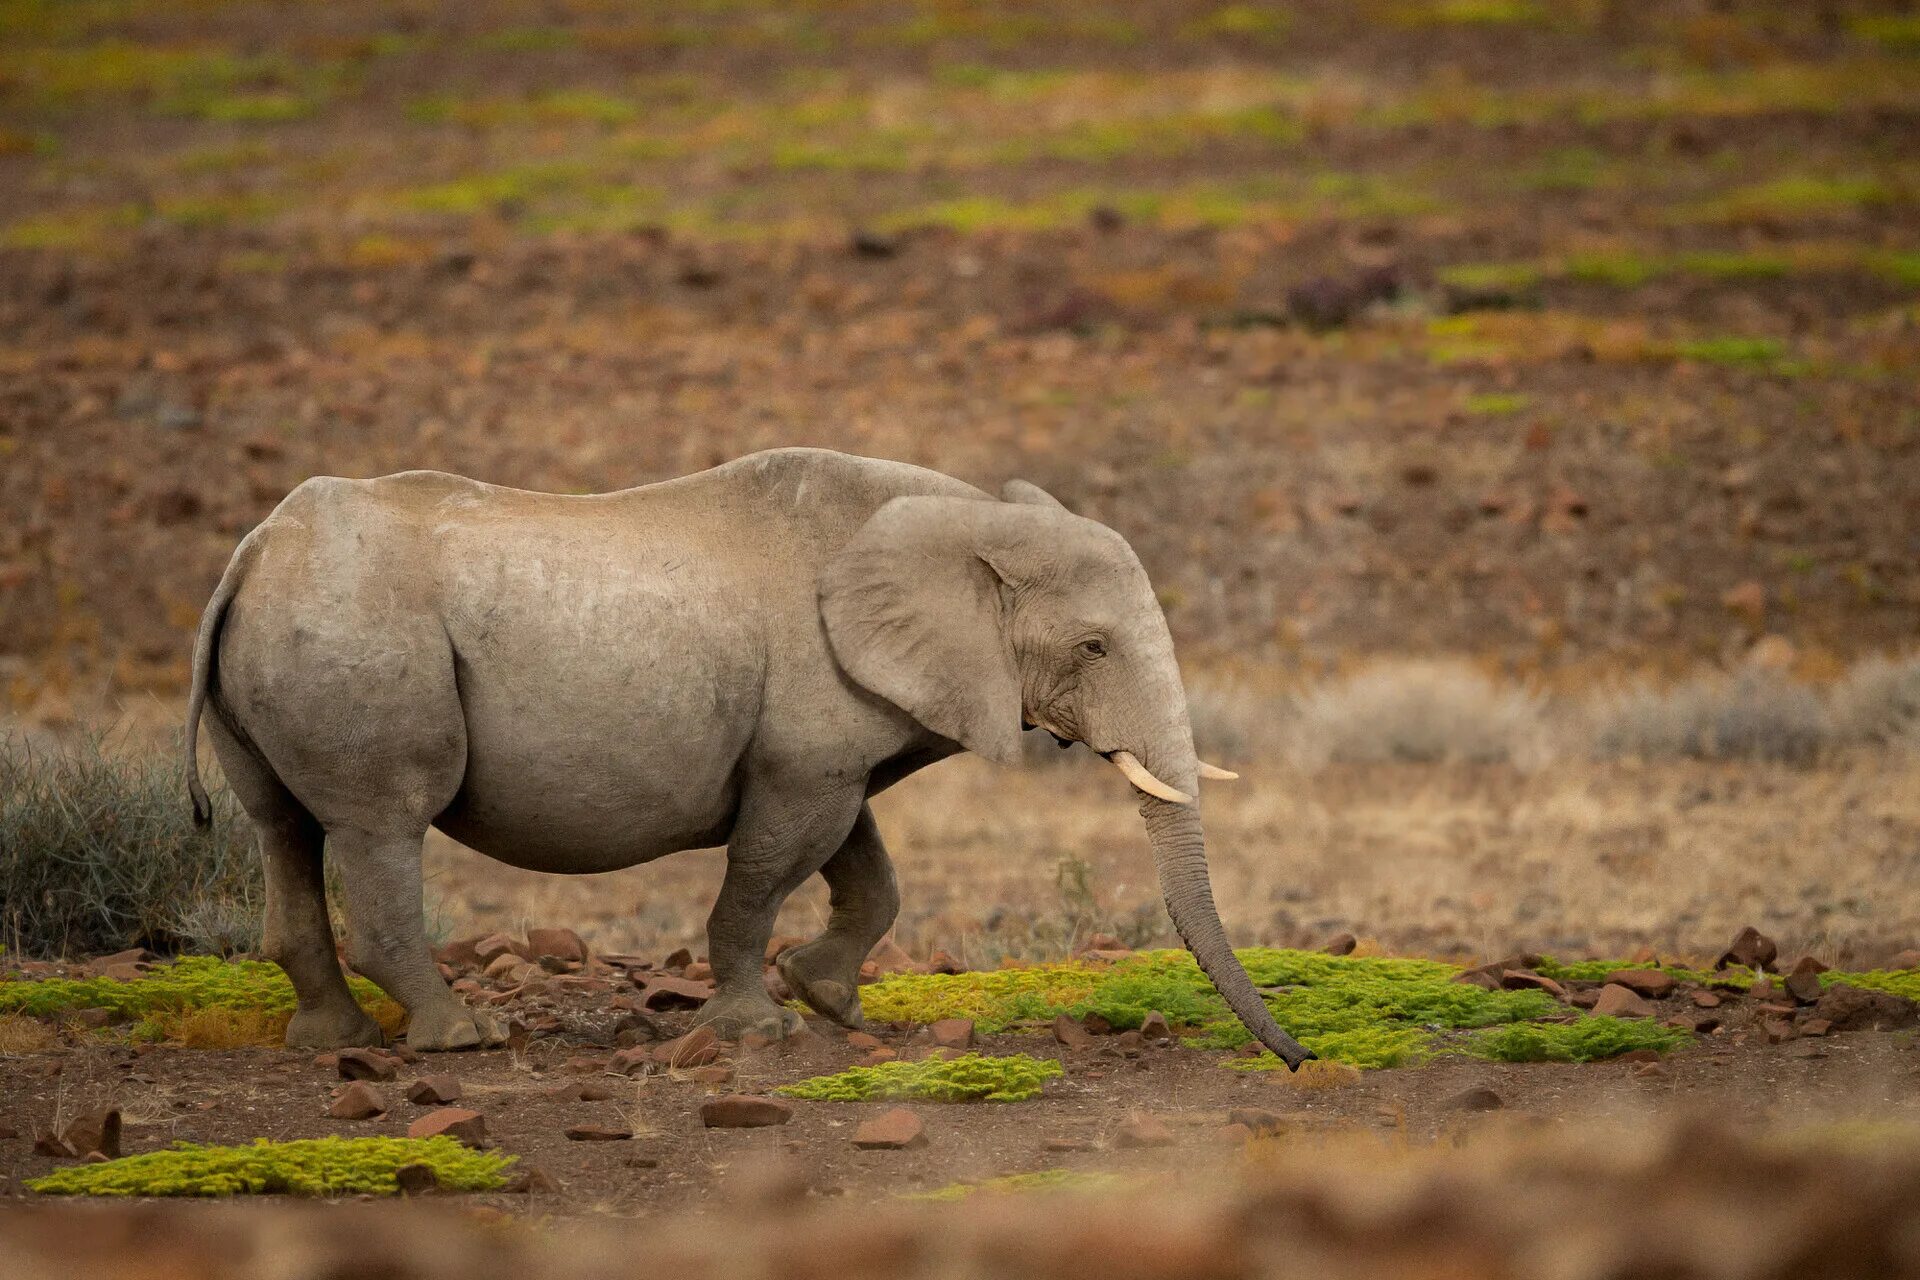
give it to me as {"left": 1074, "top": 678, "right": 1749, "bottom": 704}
{"left": 184, "top": 447, "right": 1313, "bottom": 1068}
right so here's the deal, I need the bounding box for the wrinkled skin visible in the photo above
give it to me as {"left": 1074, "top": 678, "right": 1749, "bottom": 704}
{"left": 187, "top": 448, "right": 1311, "bottom": 1065}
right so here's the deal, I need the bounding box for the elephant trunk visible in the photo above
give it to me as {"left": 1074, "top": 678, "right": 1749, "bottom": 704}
{"left": 1139, "top": 793, "right": 1316, "bottom": 1069}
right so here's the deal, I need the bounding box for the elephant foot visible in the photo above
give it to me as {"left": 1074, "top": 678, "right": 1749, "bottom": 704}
{"left": 776, "top": 941, "right": 866, "bottom": 1029}
{"left": 403, "top": 1001, "right": 508, "bottom": 1051}
{"left": 286, "top": 1003, "right": 385, "bottom": 1051}
{"left": 698, "top": 990, "right": 806, "bottom": 1041}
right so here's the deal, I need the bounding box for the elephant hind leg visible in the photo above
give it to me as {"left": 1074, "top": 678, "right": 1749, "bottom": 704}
{"left": 326, "top": 825, "right": 505, "bottom": 1051}
{"left": 777, "top": 805, "right": 898, "bottom": 1030}
{"left": 204, "top": 709, "right": 380, "bottom": 1049}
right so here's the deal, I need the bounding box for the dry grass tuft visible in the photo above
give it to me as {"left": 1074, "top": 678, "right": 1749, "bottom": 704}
{"left": 0, "top": 1011, "right": 61, "bottom": 1053}
{"left": 1275, "top": 1058, "right": 1363, "bottom": 1091}
{"left": 145, "top": 1006, "right": 289, "bottom": 1049}
{"left": 1286, "top": 661, "right": 1548, "bottom": 770}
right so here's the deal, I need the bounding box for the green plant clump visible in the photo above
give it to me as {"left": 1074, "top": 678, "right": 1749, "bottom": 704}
{"left": 27, "top": 1136, "right": 511, "bottom": 1197}
{"left": 906, "top": 1169, "right": 1125, "bottom": 1201}
{"left": 776, "top": 1052, "right": 1064, "bottom": 1102}
{"left": 1466, "top": 1016, "right": 1691, "bottom": 1063}
{"left": 0, "top": 956, "right": 391, "bottom": 1038}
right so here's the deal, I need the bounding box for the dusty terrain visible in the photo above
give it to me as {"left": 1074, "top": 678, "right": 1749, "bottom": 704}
{"left": 4, "top": 0, "right": 1920, "bottom": 1272}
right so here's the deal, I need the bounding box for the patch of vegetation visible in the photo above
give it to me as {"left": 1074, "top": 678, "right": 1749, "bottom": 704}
{"left": 0, "top": 41, "right": 343, "bottom": 122}
{"left": 406, "top": 89, "right": 638, "bottom": 128}
{"left": 1684, "top": 175, "right": 1892, "bottom": 223}
{"left": 0, "top": 956, "right": 400, "bottom": 1044}
{"left": 859, "top": 949, "right": 1558, "bottom": 1069}
{"left": 1464, "top": 392, "right": 1531, "bottom": 416}
{"left": 906, "top": 1169, "right": 1125, "bottom": 1201}
{"left": 1392, "top": 0, "right": 1547, "bottom": 27}
{"left": 1668, "top": 336, "right": 1788, "bottom": 367}
{"left": 1225, "top": 1027, "right": 1431, "bottom": 1071}
{"left": 1, "top": 736, "right": 261, "bottom": 956}
{"left": 1851, "top": 15, "right": 1920, "bottom": 52}
{"left": 1181, "top": 5, "right": 1290, "bottom": 41}
{"left": 1465, "top": 1017, "right": 1692, "bottom": 1063}
{"left": 778, "top": 1052, "right": 1063, "bottom": 1103}
{"left": 26, "top": 1136, "right": 511, "bottom": 1197}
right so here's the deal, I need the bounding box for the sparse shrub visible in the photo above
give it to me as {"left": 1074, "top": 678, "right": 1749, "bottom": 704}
{"left": 1827, "top": 654, "right": 1920, "bottom": 748}
{"left": 1, "top": 736, "right": 260, "bottom": 957}
{"left": 776, "top": 1052, "right": 1064, "bottom": 1102}
{"left": 1586, "top": 669, "right": 1828, "bottom": 764}
{"left": 1286, "top": 661, "right": 1548, "bottom": 769}
{"left": 1185, "top": 678, "right": 1288, "bottom": 762}
{"left": 27, "top": 1136, "right": 512, "bottom": 1197}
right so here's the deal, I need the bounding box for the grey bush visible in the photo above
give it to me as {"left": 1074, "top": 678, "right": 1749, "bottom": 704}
{"left": 1586, "top": 669, "right": 1829, "bottom": 764}
{"left": 1827, "top": 654, "right": 1920, "bottom": 748}
{"left": 1286, "top": 661, "right": 1548, "bottom": 770}
{"left": 0, "top": 734, "right": 260, "bottom": 958}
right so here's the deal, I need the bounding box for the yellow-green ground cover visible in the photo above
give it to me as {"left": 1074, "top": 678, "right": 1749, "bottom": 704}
{"left": 26, "top": 1136, "right": 513, "bottom": 1197}
{"left": 777, "top": 1052, "right": 1064, "bottom": 1102}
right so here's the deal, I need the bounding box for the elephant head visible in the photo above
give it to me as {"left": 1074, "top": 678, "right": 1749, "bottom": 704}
{"left": 819, "top": 481, "right": 1315, "bottom": 1068}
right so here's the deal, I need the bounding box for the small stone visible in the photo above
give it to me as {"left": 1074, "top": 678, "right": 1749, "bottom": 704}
{"left": 1764, "top": 1018, "right": 1797, "bottom": 1044}
{"left": 1784, "top": 956, "right": 1827, "bottom": 1005}
{"left": 1799, "top": 1018, "right": 1833, "bottom": 1037}
{"left": 1889, "top": 949, "right": 1920, "bottom": 970}
{"left": 928, "top": 950, "right": 965, "bottom": 974}
{"left": 860, "top": 1048, "right": 898, "bottom": 1066}
{"left": 1716, "top": 925, "right": 1778, "bottom": 973}
{"left": 337, "top": 1048, "right": 398, "bottom": 1082}
{"left": 701, "top": 1095, "right": 794, "bottom": 1128}
{"left": 484, "top": 953, "right": 527, "bottom": 982}
{"left": 579, "top": 1083, "right": 617, "bottom": 1102}
{"left": 526, "top": 927, "right": 587, "bottom": 964}
{"left": 392, "top": 1163, "right": 439, "bottom": 1194}
{"left": 690, "top": 1065, "right": 735, "bottom": 1085}
{"left": 656, "top": 1025, "right": 721, "bottom": 1069}
{"left": 1692, "top": 991, "right": 1723, "bottom": 1008}
{"left": 928, "top": 1018, "right": 974, "bottom": 1051}
{"left": 683, "top": 961, "right": 713, "bottom": 982}
{"left": 565, "top": 1123, "right": 633, "bottom": 1142}
{"left": 852, "top": 1107, "right": 926, "bottom": 1150}
{"left": 1114, "top": 1111, "right": 1176, "bottom": 1149}
{"left": 505, "top": 1165, "right": 559, "bottom": 1194}
{"left": 1720, "top": 580, "right": 1766, "bottom": 625}
{"left": 472, "top": 933, "right": 523, "bottom": 964}
{"left": 1052, "top": 1014, "right": 1096, "bottom": 1050}
{"left": 1043, "top": 1136, "right": 1095, "bottom": 1152}
{"left": 1139, "top": 1012, "right": 1173, "bottom": 1043}
{"left": 39, "top": 1108, "right": 121, "bottom": 1159}
{"left": 663, "top": 947, "right": 694, "bottom": 970}
{"left": 329, "top": 1082, "right": 387, "bottom": 1120}
{"left": 406, "top": 1076, "right": 462, "bottom": 1106}
{"left": 1320, "top": 932, "right": 1357, "bottom": 956}
{"left": 1592, "top": 984, "right": 1656, "bottom": 1019}
{"left": 1082, "top": 1013, "right": 1114, "bottom": 1036}
{"left": 1226, "top": 1107, "right": 1288, "bottom": 1135}
{"left": 634, "top": 974, "right": 715, "bottom": 1011}
{"left": 407, "top": 1108, "right": 486, "bottom": 1147}
{"left": 1632, "top": 1062, "right": 1669, "bottom": 1080}
{"left": 1811, "top": 983, "right": 1919, "bottom": 1032}
{"left": 1445, "top": 1086, "right": 1505, "bottom": 1112}
{"left": 846, "top": 1031, "right": 885, "bottom": 1051}
{"left": 1605, "top": 969, "right": 1676, "bottom": 999}
{"left": 867, "top": 936, "right": 920, "bottom": 975}
{"left": 1500, "top": 970, "right": 1568, "bottom": 999}
{"left": 434, "top": 936, "right": 486, "bottom": 969}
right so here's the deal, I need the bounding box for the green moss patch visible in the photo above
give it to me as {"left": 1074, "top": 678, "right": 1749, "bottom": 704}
{"left": 776, "top": 1052, "right": 1063, "bottom": 1102}
{"left": 906, "top": 1169, "right": 1126, "bottom": 1201}
{"left": 1465, "top": 1016, "right": 1691, "bottom": 1063}
{"left": 27, "top": 1136, "right": 511, "bottom": 1197}
{"left": 859, "top": 949, "right": 1558, "bottom": 1069}
{"left": 0, "top": 956, "right": 397, "bottom": 1042}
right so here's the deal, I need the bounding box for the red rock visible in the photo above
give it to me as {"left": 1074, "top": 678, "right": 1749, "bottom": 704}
{"left": 1082, "top": 1013, "right": 1114, "bottom": 1036}
{"left": 1052, "top": 1014, "right": 1096, "bottom": 1050}
{"left": 927, "top": 1018, "right": 974, "bottom": 1050}
{"left": 483, "top": 953, "right": 527, "bottom": 982}
{"left": 700, "top": 1095, "right": 793, "bottom": 1128}
{"left": 337, "top": 1048, "right": 398, "bottom": 1082}
{"left": 764, "top": 935, "right": 807, "bottom": 963}
{"left": 1084, "top": 950, "right": 1133, "bottom": 963}
{"left": 1799, "top": 1018, "right": 1833, "bottom": 1037}
{"left": 611, "top": 1046, "right": 654, "bottom": 1075}
{"left": 1079, "top": 933, "right": 1126, "bottom": 954}
{"left": 1692, "top": 991, "right": 1723, "bottom": 1008}
{"left": 1617, "top": 1049, "right": 1661, "bottom": 1064}
{"left": 927, "top": 950, "right": 965, "bottom": 974}
{"left": 1720, "top": 580, "right": 1765, "bottom": 624}
{"left": 35, "top": 1108, "right": 120, "bottom": 1159}
{"left": 861, "top": 1048, "right": 898, "bottom": 1066}
{"left": 634, "top": 974, "right": 715, "bottom": 1011}
{"left": 525, "top": 927, "right": 587, "bottom": 964}
{"left": 1592, "top": 984, "right": 1655, "bottom": 1019}
{"left": 683, "top": 961, "right": 714, "bottom": 981}
{"left": 0, "top": 1124, "right": 18, "bottom": 1140}
{"left": 1501, "top": 969, "right": 1568, "bottom": 999}
{"left": 505, "top": 1165, "right": 560, "bottom": 1194}
{"left": 1114, "top": 1111, "right": 1175, "bottom": 1149}
{"left": 1139, "top": 1012, "right": 1173, "bottom": 1042}
{"left": 663, "top": 947, "right": 694, "bottom": 970}
{"left": 1889, "top": 949, "right": 1920, "bottom": 970}
{"left": 1763, "top": 1018, "right": 1797, "bottom": 1044}
{"left": 1784, "top": 956, "right": 1827, "bottom": 1005}
{"left": 1605, "top": 969, "right": 1676, "bottom": 999}
{"left": 867, "top": 936, "right": 920, "bottom": 975}
{"left": 472, "top": 933, "right": 523, "bottom": 964}
{"left": 565, "top": 1123, "right": 633, "bottom": 1142}
{"left": 434, "top": 936, "right": 486, "bottom": 969}
{"left": 851, "top": 1107, "right": 925, "bottom": 1150}
{"left": 392, "top": 1163, "right": 439, "bottom": 1195}
{"left": 1716, "top": 926, "right": 1778, "bottom": 973}
{"left": 656, "top": 1025, "right": 720, "bottom": 1069}
{"left": 1810, "top": 984, "right": 1919, "bottom": 1032}
{"left": 329, "top": 1082, "right": 387, "bottom": 1120}
{"left": 846, "top": 1031, "right": 885, "bottom": 1051}
{"left": 1632, "top": 1062, "right": 1669, "bottom": 1080}
{"left": 1320, "top": 932, "right": 1357, "bottom": 956}
{"left": 405, "top": 1076, "right": 462, "bottom": 1106}
{"left": 1043, "top": 1136, "right": 1095, "bottom": 1152}
{"left": 578, "top": 1083, "right": 617, "bottom": 1102}
{"left": 689, "top": 1065, "right": 735, "bottom": 1085}
{"left": 407, "top": 1108, "right": 486, "bottom": 1147}
{"left": 1453, "top": 966, "right": 1502, "bottom": 991}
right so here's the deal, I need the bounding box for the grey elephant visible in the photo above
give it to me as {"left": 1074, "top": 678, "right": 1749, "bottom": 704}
{"left": 184, "top": 448, "right": 1313, "bottom": 1068}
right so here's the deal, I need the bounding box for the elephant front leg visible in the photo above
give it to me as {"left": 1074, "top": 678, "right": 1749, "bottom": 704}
{"left": 776, "top": 804, "right": 897, "bottom": 1029}
{"left": 699, "top": 784, "right": 864, "bottom": 1041}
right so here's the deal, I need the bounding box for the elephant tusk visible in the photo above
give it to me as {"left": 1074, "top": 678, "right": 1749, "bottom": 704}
{"left": 1197, "top": 762, "right": 1239, "bottom": 781}
{"left": 1108, "top": 751, "right": 1193, "bottom": 805}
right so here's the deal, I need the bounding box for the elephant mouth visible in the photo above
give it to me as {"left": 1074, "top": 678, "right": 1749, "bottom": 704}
{"left": 1021, "top": 718, "right": 1077, "bottom": 750}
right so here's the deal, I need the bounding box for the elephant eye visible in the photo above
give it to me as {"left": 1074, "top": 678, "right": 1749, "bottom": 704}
{"left": 1078, "top": 638, "right": 1107, "bottom": 660}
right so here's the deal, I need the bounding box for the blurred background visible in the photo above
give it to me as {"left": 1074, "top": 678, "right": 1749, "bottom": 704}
{"left": 2, "top": 0, "right": 1917, "bottom": 968}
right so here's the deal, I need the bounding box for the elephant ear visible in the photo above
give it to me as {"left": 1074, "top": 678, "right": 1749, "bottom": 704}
{"left": 819, "top": 496, "right": 1026, "bottom": 766}
{"left": 1001, "top": 478, "right": 1068, "bottom": 510}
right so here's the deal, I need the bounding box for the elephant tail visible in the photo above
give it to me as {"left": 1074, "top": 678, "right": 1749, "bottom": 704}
{"left": 186, "top": 533, "right": 260, "bottom": 825}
